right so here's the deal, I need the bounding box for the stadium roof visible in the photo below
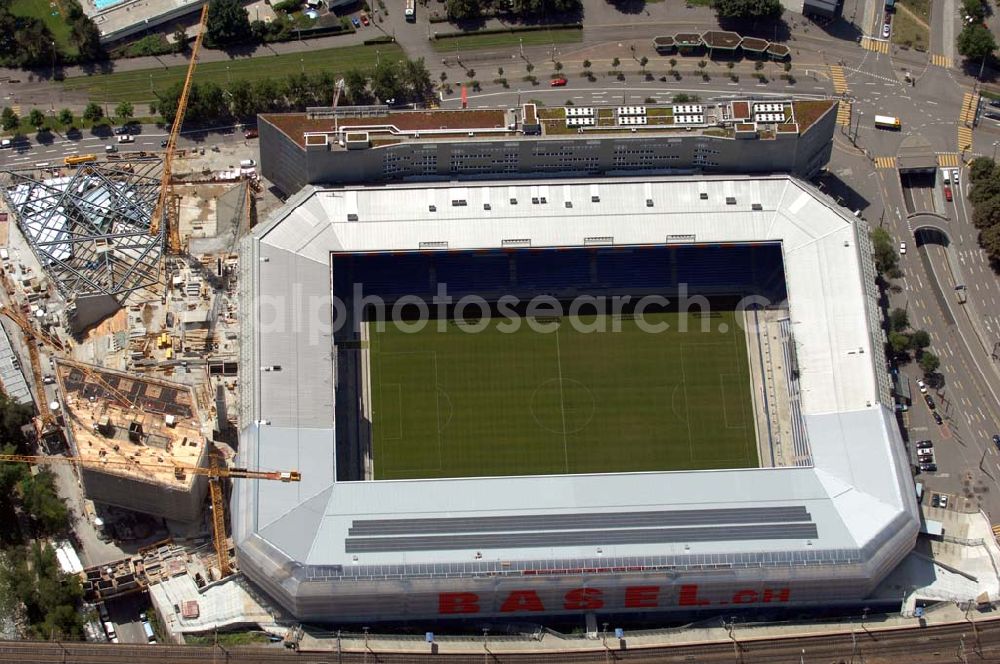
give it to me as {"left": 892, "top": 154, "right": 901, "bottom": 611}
{"left": 236, "top": 175, "right": 914, "bottom": 573}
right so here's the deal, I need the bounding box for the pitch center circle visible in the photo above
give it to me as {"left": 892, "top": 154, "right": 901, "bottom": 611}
{"left": 530, "top": 378, "right": 596, "bottom": 435}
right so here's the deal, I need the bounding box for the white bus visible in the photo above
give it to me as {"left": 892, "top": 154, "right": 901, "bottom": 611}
{"left": 874, "top": 115, "right": 901, "bottom": 130}
{"left": 405, "top": 0, "right": 415, "bottom": 21}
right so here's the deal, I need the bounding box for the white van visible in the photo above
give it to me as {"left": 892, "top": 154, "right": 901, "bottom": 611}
{"left": 142, "top": 620, "right": 156, "bottom": 643}
{"left": 240, "top": 158, "right": 256, "bottom": 168}
{"left": 941, "top": 168, "right": 950, "bottom": 184}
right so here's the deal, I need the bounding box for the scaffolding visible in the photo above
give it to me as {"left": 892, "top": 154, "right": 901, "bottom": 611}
{"left": 0, "top": 160, "right": 164, "bottom": 299}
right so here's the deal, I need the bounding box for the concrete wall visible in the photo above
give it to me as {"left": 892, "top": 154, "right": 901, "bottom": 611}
{"left": 259, "top": 110, "right": 836, "bottom": 196}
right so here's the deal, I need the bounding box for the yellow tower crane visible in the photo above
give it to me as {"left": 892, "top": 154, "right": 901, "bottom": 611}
{"left": 150, "top": 4, "right": 210, "bottom": 255}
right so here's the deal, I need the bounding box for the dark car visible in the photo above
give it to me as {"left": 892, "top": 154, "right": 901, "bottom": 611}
{"left": 160, "top": 139, "right": 168, "bottom": 148}
{"left": 933, "top": 412, "right": 944, "bottom": 425}
{"left": 919, "top": 462, "right": 938, "bottom": 472}
{"left": 114, "top": 126, "right": 129, "bottom": 135}
{"left": 916, "top": 440, "right": 934, "bottom": 449}
{"left": 924, "top": 394, "right": 936, "bottom": 409}
{"left": 244, "top": 128, "right": 258, "bottom": 139}
{"left": 993, "top": 434, "right": 1000, "bottom": 449}
{"left": 990, "top": 99, "right": 1000, "bottom": 108}
{"left": 986, "top": 111, "right": 1000, "bottom": 120}
{"left": 931, "top": 494, "right": 941, "bottom": 507}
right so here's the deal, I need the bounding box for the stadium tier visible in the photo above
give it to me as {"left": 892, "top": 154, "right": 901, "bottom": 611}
{"left": 235, "top": 176, "right": 919, "bottom": 623}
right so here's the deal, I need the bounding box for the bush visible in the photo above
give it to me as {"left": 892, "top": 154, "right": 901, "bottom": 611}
{"left": 271, "top": 0, "right": 301, "bottom": 13}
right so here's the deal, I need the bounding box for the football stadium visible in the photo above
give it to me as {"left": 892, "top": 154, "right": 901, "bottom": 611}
{"left": 234, "top": 175, "right": 920, "bottom": 623}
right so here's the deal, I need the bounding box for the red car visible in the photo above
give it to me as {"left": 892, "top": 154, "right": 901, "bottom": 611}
{"left": 550, "top": 77, "right": 567, "bottom": 87}
{"left": 360, "top": 12, "right": 369, "bottom": 25}
{"left": 944, "top": 185, "right": 953, "bottom": 202}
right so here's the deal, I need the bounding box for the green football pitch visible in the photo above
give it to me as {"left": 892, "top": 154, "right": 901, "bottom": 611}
{"left": 368, "top": 311, "right": 758, "bottom": 480}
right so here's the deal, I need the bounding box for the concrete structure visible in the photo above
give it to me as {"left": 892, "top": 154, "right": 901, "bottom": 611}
{"left": 83, "top": 0, "right": 205, "bottom": 44}
{"left": 258, "top": 99, "right": 836, "bottom": 194}
{"left": 56, "top": 360, "right": 209, "bottom": 522}
{"left": 234, "top": 174, "right": 919, "bottom": 623}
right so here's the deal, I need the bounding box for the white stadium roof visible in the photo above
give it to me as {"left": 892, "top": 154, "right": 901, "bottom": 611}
{"left": 235, "top": 175, "right": 917, "bottom": 605}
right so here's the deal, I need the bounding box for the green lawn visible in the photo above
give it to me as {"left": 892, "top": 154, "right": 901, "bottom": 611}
{"left": 62, "top": 43, "right": 405, "bottom": 104}
{"left": 431, "top": 28, "right": 583, "bottom": 53}
{"left": 10, "top": 0, "right": 77, "bottom": 56}
{"left": 369, "top": 310, "right": 757, "bottom": 480}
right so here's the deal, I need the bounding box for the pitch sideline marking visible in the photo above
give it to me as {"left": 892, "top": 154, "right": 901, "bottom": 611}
{"left": 554, "top": 325, "right": 570, "bottom": 474}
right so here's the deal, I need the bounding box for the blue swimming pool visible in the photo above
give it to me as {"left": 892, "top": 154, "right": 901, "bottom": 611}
{"left": 93, "top": 0, "right": 124, "bottom": 10}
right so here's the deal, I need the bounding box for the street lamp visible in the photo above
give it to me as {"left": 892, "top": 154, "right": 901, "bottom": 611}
{"left": 992, "top": 140, "right": 999, "bottom": 162}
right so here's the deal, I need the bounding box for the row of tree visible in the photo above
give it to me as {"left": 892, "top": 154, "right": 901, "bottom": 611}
{"left": 0, "top": 0, "right": 101, "bottom": 68}
{"left": 1, "top": 102, "right": 135, "bottom": 134}
{"left": 152, "top": 60, "right": 434, "bottom": 124}
{"left": 0, "top": 394, "right": 81, "bottom": 640}
{"left": 956, "top": 0, "right": 996, "bottom": 62}
{"left": 966, "top": 157, "right": 1000, "bottom": 263}
{"left": 447, "top": 0, "right": 582, "bottom": 21}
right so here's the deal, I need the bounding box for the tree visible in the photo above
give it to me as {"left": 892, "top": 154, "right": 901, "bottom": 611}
{"left": 910, "top": 329, "right": 931, "bottom": 351}
{"left": 249, "top": 19, "right": 268, "bottom": 43}
{"left": 173, "top": 25, "right": 189, "bottom": 53}
{"left": 889, "top": 332, "right": 911, "bottom": 354}
{"left": 889, "top": 307, "right": 909, "bottom": 332}
{"left": 963, "top": 0, "right": 987, "bottom": 21}
{"left": 82, "top": 102, "right": 103, "bottom": 122}
{"left": 919, "top": 351, "right": 940, "bottom": 375}
{"left": 227, "top": 79, "right": 255, "bottom": 118}
{"left": 115, "top": 101, "right": 134, "bottom": 124}
{"left": 205, "top": 0, "right": 251, "bottom": 48}
{"left": 57, "top": 108, "right": 73, "bottom": 127}
{"left": 1, "top": 106, "right": 18, "bottom": 131}
{"left": 981, "top": 222, "right": 1000, "bottom": 260}
{"left": 400, "top": 57, "right": 433, "bottom": 101}
{"left": 970, "top": 157, "right": 996, "bottom": 184}
{"left": 28, "top": 108, "right": 45, "bottom": 131}
{"left": 343, "top": 68, "right": 371, "bottom": 105}
{"left": 611, "top": 57, "right": 620, "bottom": 69}
{"left": 957, "top": 23, "right": 996, "bottom": 61}
{"left": 972, "top": 195, "right": 1000, "bottom": 229}
{"left": 446, "top": 0, "right": 481, "bottom": 20}
{"left": 371, "top": 61, "right": 403, "bottom": 103}
{"left": 20, "top": 471, "right": 69, "bottom": 536}
{"left": 639, "top": 56, "right": 648, "bottom": 72}
{"left": 970, "top": 172, "right": 1000, "bottom": 205}
{"left": 714, "top": 0, "right": 783, "bottom": 19}
{"left": 582, "top": 59, "right": 591, "bottom": 69}
{"left": 870, "top": 227, "right": 900, "bottom": 276}
{"left": 71, "top": 18, "right": 103, "bottom": 61}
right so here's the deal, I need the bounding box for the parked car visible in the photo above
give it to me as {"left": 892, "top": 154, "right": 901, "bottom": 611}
{"left": 113, "top": 126, "right": 129, "bottom": 135}
{"left": 160, "top": 138, "right": 168, "bottom": 147}
{"left": 944, "top": 184, "right": 953, "bottom": 201}
{"left": 919, "top": 462, "right": 938, "bottom": 472}
{"left": 550, "top": 77, "right": 568, "bottom": 86}
{"left": 939, "top": 495, "right": 948, "bottom": 508}
{"left": 244, "top": 128, "right": 258, "bottom": 139}
{"left": 360, "top": 11, "right": 369, "bottom": 25}
{"left": 0, "top": 138, "right": 11, "bottom": 150}
{"left": 899, "top": 241, "right": 907, "bottom": 255}
{"left": 915, "top": 439, "right": 934, "bottom": 449}
{"left": 882, "top": 24, "right": 890, "bottom": 38}
{"left": 933, "top": 412, "right": 944, "bottom": 425}
{"left": 985, "top": 111, "right": 1000, "bottom": 120}
{"left": 916, "top": 379, "right": 928, "bottom": 394}
{"left": 992, "top": 434, "right": 1000, "bottom": 449}
{"left": 990, "top": 99, "right": 1000, "bottom": 108}
{"left": 931, "top": 494, "right": 941, "bottom": 507}
{"left": 924, "top": 394, "right": 936, "bottom": 409}
{"left": 351, "top": 16, "right": 361, "bottom": 27}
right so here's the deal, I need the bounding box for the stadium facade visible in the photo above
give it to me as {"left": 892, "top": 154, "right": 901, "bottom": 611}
{"left": 235, "top": 173, "right": 920, "bottom": 623}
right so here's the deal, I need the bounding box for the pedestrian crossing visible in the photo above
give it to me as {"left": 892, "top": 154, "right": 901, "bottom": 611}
{"left": 937, "top": 153, "right": 960, "bottom": 167}
{"left": 8, "top": 105, "right": 20, "bottom": 117}
{"left": 959, "top": 92, "right": 978, "bottom": 124}
{"left": 930, "top": 54, "right": 952, "bottom": 68}
{"left": 874, "top": 156, "right": 897, "bottom": 169}
{"left": 830, "top": 65, "right": 848, "bottom": 95}
{"left": 861, "top": 37, "right": 890, "bottom": 54}
{"left": 958, "top": 126, "right": 973, "bottom": 152}
{"left": 836, "top": 101, "right": 851, "bottom": 127}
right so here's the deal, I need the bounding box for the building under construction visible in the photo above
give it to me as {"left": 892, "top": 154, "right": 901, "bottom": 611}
{"left": 0, "top": 160, "right": 164, "bottom": 331}
{"left": 55, "top": 359, "right": 209, "bottom": 522}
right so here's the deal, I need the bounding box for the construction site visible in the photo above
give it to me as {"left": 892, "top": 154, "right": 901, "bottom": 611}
{"left": 0, "top": 6, "right": 297, "bottom": 646}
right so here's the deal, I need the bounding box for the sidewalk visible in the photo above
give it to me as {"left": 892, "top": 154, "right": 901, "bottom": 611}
{"left": 298, "top": 600, "right": 992, "bottom": 655}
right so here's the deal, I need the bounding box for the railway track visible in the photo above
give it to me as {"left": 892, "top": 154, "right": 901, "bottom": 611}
{"left": 1, "top": 617, "right": 998, "bottom": 663}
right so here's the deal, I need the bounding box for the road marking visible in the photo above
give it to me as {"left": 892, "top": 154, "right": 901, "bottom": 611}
{"left": 861, "top": 37, "right": 890, "bottom": 54}
{"left": 836, "top": 101, "right": 852, "bottom": 127}
{"left": 959, "top": 92, "right": 978, "bottom": 124}
{"left": 874, "top": 156, "right": 897, "bottom": 169}
{"left": 931, "top": 54, "right": 953, "bottom": 68}
{"left": 937, "top": 153, "right": 960, "bottom": 167}
{"left": 958, "top": 126, "right": 973, "bottom": 152}
{"left": 830, "top": 65, "right": 849, "bottom": 95}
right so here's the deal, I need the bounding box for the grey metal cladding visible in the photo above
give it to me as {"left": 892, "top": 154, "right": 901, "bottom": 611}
{"left": 347, "top": 506, "right": 813, "bottom": 536}
{"left": 345, "top": 523, "right": 820, "bottom": 553}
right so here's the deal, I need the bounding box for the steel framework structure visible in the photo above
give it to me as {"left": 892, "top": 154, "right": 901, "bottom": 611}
{"left": 0, "top": 159, "right": 164, "bottom": 298}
